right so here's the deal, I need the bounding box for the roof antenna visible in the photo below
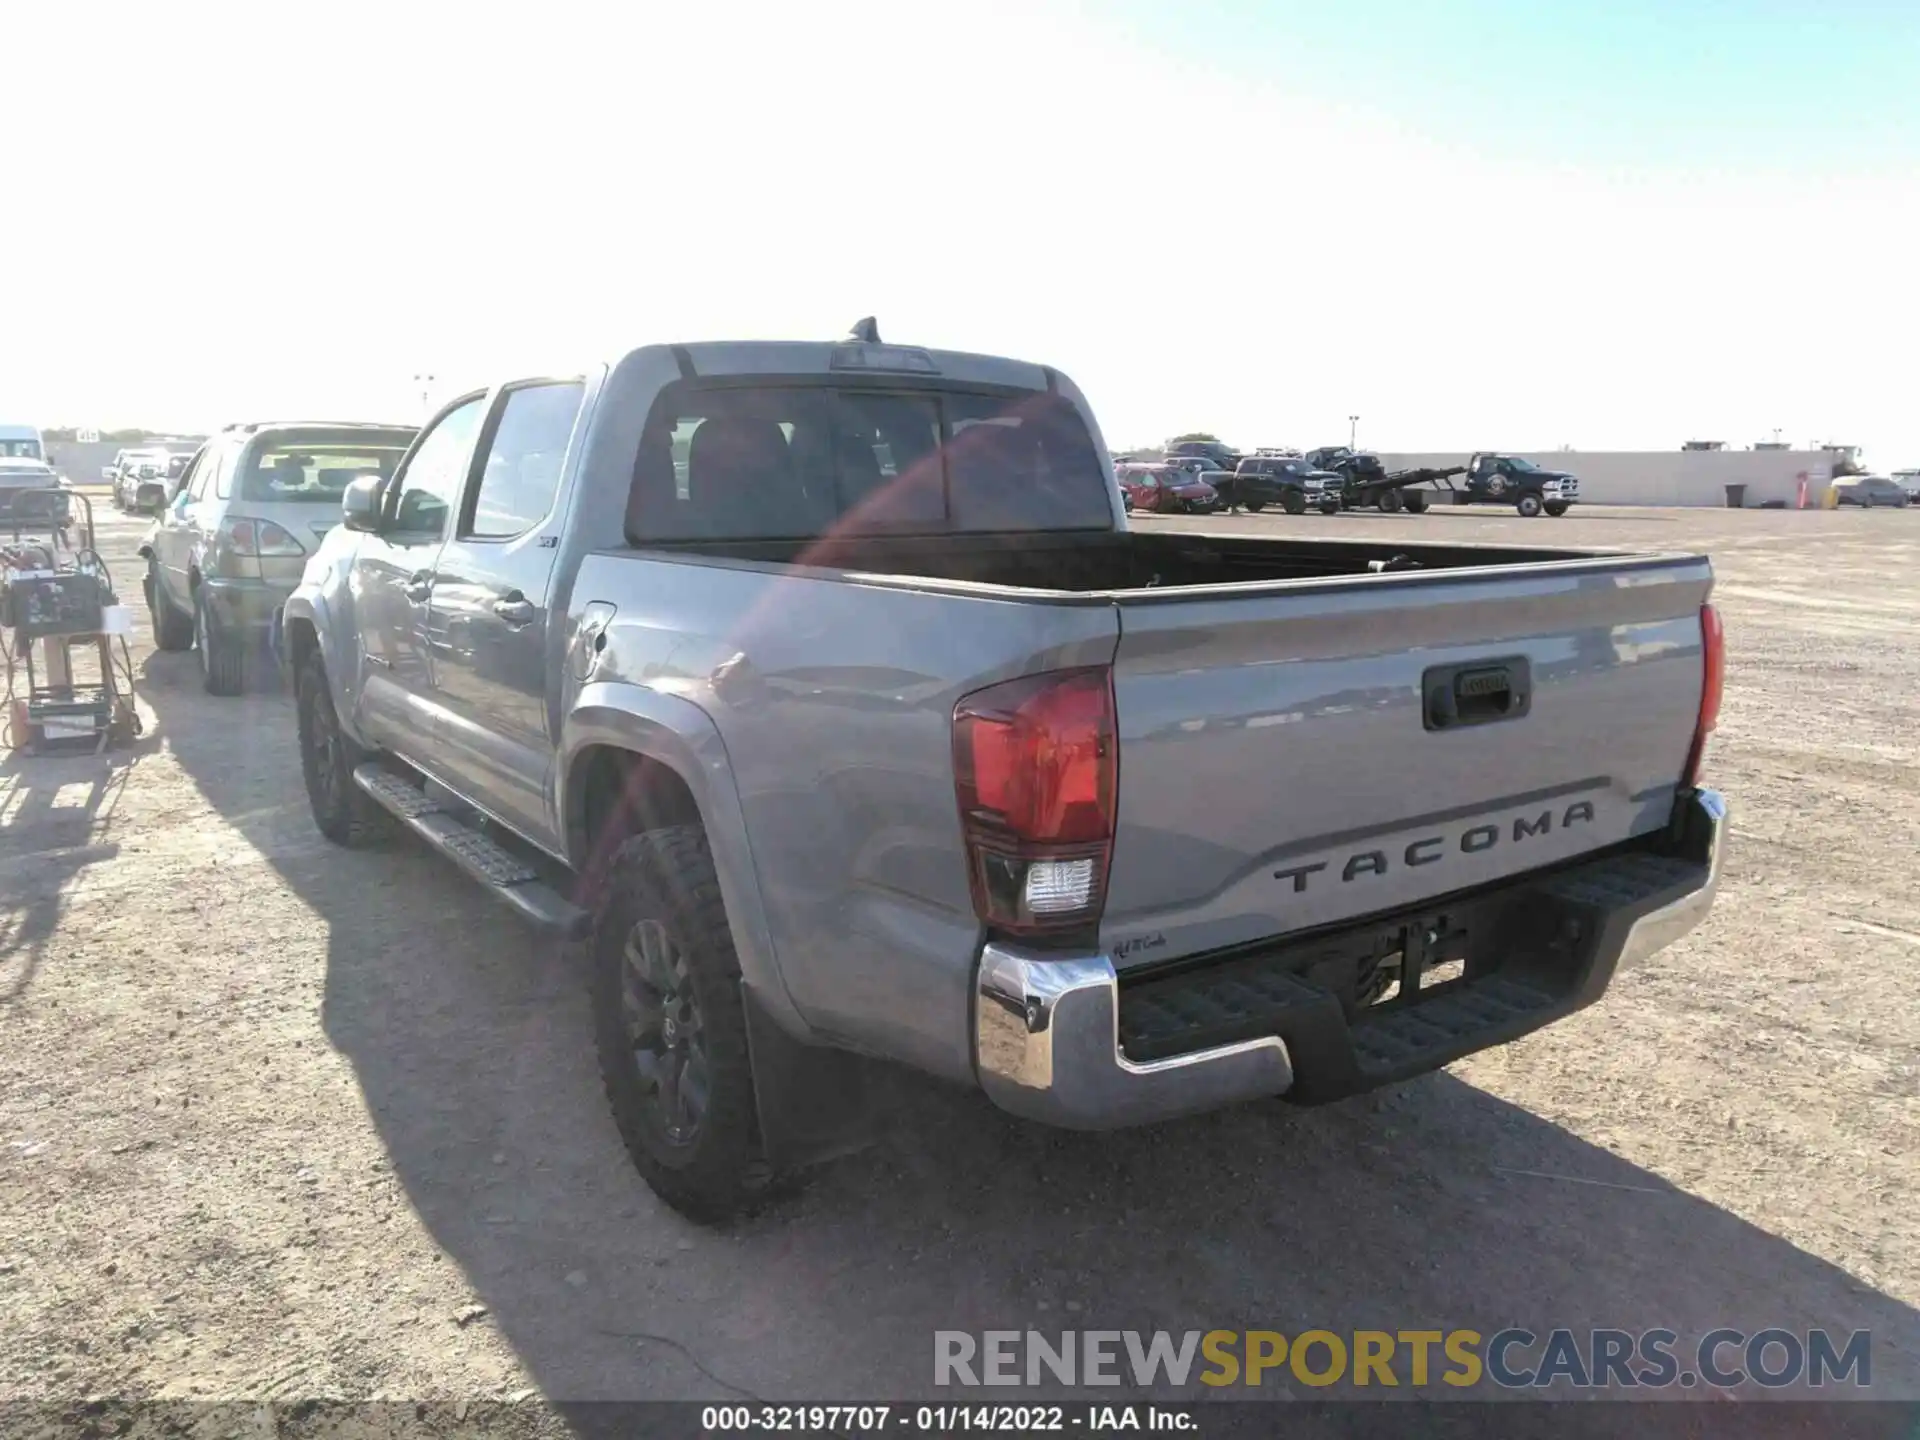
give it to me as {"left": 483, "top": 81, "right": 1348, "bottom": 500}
{"left": 846, "top": 316, "right": 881, "bottom": 344}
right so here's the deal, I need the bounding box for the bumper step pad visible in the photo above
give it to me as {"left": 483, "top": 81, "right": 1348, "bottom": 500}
{"left": 1349, "top": 976, "right": 1554, "bottom": 1076}
{"left": 352, "top": 763, "right": 590, "bottom": 938}
{"left": 1115, "top": 843, "right": 1711, "bottom": 1104}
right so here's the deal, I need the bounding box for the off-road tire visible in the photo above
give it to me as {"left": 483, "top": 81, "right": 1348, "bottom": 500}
{"left": 1544, "top": 501, "right": 1570, "bottom": 517}
{"left": 1403, "top": 491, "right": 1430, "bottom": 513}
{"left": 146, "top": 566, "right": 194, "bottom": 652}
{"left": 1378, "top": 488, "right": 1404, "bottom": 513}
{"left": 295, "top": 650, "right": 394, "bottom": 848}
{"left": 594, "top": 826, "right": 775, "bottom": 1223}
{"left": 1282, "top": 489, "right": 1307, "bottom": 515}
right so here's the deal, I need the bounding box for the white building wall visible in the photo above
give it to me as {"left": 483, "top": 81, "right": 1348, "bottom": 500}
{"left": 1373, "top": 449, "right": 1839, "bottom": 507}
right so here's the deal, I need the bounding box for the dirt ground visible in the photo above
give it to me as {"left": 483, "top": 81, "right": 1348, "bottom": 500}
{"left": 2, "top": 501, "right": 1915, "bottom": 1413}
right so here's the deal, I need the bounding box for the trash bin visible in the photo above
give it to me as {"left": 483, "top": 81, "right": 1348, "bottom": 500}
{"left": 1724, "top": 483, "right": 1747, "bottom": 509}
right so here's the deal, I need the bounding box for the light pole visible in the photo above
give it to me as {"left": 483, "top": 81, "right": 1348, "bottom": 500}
{"left": 1348, "top": 415, "right": 1359, "bottom": 450}
{"left": 413, "top": 373, "right": 436, "bottom": 415}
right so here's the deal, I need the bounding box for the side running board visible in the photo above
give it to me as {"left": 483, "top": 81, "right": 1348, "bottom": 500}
{"left": 352, "top": 764, "right": 591, "bottom": 939}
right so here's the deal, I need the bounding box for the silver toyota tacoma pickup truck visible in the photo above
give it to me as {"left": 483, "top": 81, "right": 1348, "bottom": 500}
{"left": 282, "top": 324, "right": 1727, "bottom": 1219}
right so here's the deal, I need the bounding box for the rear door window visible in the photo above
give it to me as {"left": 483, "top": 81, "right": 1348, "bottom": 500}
{"left": 462, "top": 381, "right": 584, "bottom": 539}
{"left": 191, "top": 444, "right": 225, "bottom": 501}
{"left": 628, "top": 384, "right": 1111, "bottom": 543}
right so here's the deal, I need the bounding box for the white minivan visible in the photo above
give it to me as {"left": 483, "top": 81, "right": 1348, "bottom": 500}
{"left": 0, "top": 422, "right": 46, "bottom": 463}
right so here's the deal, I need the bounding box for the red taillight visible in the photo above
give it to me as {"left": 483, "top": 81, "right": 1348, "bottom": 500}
{"left": 953, "top": 667, "right": 1117, "bottom": 934}
{"left": 1683, "top": 602, "right": 1724, "bottom": 787}
{"left": 224, "top": 517, "right": 303, "bottom": 556}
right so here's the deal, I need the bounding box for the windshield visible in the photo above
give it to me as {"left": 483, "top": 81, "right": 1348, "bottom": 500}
{"left": 630, "top": 384, "right": 1111, "bottom": 542}
{"left": 1503, "top": 455, "right": 1539, "bottom": 472}
{"left": 233, "top": 430, "right": 415, "bottom": 504}
{"left": 0, "top": 439, "right": 42, "bottom": 460}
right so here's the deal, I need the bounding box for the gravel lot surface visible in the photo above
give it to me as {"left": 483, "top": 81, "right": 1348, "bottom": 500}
{"left": 2, "top": 501, "right": 1914, "bottom": 1417}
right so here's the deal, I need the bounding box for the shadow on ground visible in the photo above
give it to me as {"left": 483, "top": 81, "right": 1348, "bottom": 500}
{"left": 135, "top": 653, "right": 1917, "bottom": 1409}
{"left": 0, "top": 737, "right": 158, "bottom": 1004}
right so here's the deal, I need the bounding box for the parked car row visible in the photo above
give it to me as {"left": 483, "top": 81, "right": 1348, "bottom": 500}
{"left": 137, "top": 420, "right": 419, "bottom": 693}
{"left": 1123, "top": 444, "right": 1586, "bottom": 518}
{"left": 107, "top": 448, "right": 191, "bottom": 513}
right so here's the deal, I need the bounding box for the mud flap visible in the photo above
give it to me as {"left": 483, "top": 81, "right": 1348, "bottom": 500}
{"left": 742, "top": 985, "right": 880, "bottom": 1171}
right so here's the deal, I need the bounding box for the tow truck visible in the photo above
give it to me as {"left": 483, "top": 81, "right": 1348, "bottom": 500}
{"left": 1302, "top": 447, "right": 1465, "bottom": 515}
{"left": 1439, "top": 454, "right": 1579, "bottom": 517}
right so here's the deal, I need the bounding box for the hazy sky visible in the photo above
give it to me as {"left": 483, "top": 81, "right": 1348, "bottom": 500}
{"left": 7, "top": 0, "right": 1916, "bottom": 463}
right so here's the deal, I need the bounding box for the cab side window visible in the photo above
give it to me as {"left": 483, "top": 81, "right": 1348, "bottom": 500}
{"left": 389, "top": 395, "right": 487, "bottom": 539}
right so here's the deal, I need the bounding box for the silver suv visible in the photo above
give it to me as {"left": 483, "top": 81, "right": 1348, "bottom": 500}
{"left": 140, "top": 420, "right": 418, "bottom": 693}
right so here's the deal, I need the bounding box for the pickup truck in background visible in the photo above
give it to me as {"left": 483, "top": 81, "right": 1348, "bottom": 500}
{"left": 1453, "top": 453, "right": 1580, "bottom": 516}
{"left": 283, "top": 323, "right": 1728, "bottom": 1220}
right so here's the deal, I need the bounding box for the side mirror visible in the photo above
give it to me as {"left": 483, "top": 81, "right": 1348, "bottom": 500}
{"left": 341, "top": 474, "right": 387, "bottom": 533}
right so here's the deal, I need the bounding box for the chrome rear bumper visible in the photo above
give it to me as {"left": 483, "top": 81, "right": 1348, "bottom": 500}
{"left": 972, "top": 789, "right": 1725, "bottom": 1131}
{"left": 974, "top": 948, "right": 1294, "bottom": 1130}
{"left": 1616, "top": 787, "right": 1726, "bottom": 970}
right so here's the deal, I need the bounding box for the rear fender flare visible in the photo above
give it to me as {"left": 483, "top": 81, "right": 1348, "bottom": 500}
{"left": 560, "top": 685, "right": 808, "bottom": 1041}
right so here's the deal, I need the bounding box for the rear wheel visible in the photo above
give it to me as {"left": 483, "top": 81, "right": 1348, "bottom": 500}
{"left": 1378, "top": 488, "right": 1404, "bottom": 513}
{"left": 1318, "top": 494, "right": 1341, "bottom": 515}
{"left": 594, "top": 826, "right": 775, "bottom": 1222}
{"left": 1403, "top": 491, "right": 1430, "bottom": 514}
{"left": 1544, "top": 501, "right": 1570, "bottom": 517}
{"left": 1281, "top": 489, "right": 1307, "bottom": 516}
{"left": 145, "top": 564, "right": 194, "bottom": 651}
{"left": 295, "top": 650, "right": 394, "bottom": 848}
{"left": 1244, "top": 499, "right": 1264, "bottom": 513}
{"left": 194, "top": 589, "right": 247, "bottom": 695}
{"left": 1517, "top": 494, "right": 1544, "bottom": 518}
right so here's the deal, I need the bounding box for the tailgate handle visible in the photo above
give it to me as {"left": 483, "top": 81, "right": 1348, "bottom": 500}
{"left": 1424, "top": 658, "right": 1532, "bottom": 730}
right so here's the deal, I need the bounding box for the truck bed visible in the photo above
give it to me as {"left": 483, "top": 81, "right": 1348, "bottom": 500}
{"left": 625, "top": 527, "right": 1638, "bottom": 595}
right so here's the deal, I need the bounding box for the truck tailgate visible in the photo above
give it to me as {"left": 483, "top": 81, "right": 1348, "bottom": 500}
{"left": 1100, "top": 556, "right": 1712, "bottom": 967}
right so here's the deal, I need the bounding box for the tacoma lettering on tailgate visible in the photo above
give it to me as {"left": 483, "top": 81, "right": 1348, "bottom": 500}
{"left": 1273, "top": 801, "right": 1597, "bottom": 895}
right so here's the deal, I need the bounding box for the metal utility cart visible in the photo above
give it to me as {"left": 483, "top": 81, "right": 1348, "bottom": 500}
{"left": 2, "top": 490, "right": 140, "bottom": 755}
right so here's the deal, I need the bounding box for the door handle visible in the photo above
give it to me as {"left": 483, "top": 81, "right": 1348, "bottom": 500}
{"left": 492, "top": 597, "right": 536, "bottom": 625}
{"left": 1423, "top": 657, "right": 1533, "bottom": 730}
{"left": 404, "top": 571, "right": 433, "bottom": 603}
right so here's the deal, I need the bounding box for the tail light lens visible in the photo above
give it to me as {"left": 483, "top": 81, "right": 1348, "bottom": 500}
{"left": 953, "top": 667, "right": 1117, "bottom": 936}
{"left": 216, "top": 517, "right": 305, "bottom": 579}
{"left": 1682, "top": 602, "right": 1724, "bottom": 787}
{"left": 224, "top": 518, "right": 305, "bottom": 557}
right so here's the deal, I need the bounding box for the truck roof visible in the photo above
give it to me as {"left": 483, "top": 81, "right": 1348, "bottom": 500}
{"left": 656, "top": 339, "right": 1056, "bottom": 394}
{"left": 219, "top": 420, "right": 414, "bottom": 436}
